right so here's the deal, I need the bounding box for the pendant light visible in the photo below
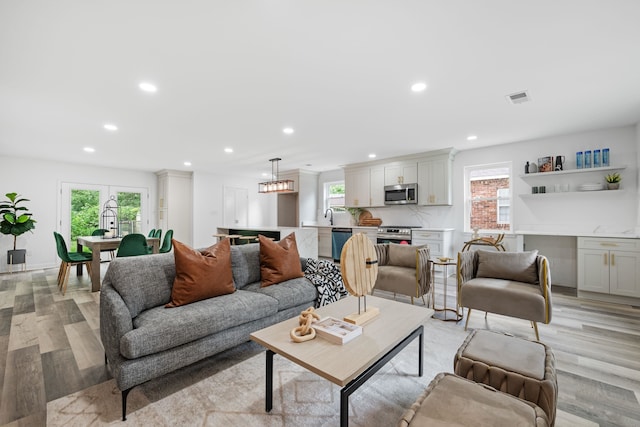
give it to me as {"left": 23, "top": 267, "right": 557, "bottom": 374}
{"left": 258, "top": 158, "right": 295, "bottom": 193}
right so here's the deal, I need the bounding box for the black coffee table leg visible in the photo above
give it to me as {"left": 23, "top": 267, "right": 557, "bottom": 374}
{"left": 266, "top": 349, "right": 274, "bottom": 412}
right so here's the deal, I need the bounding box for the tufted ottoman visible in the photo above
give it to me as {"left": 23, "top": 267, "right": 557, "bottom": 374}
{"left": 398, "top": 372, "right": 549, "bottom": 426}
{"left": 454, "top": 330, "right": 558, "bottom": 426}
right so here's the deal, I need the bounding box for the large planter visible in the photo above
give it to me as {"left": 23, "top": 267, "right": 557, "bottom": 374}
{"left": 7, "top": 249, "right": 26, "bottom": 265}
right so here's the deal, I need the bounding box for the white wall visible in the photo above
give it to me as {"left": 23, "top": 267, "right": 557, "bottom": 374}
{"left": 0, "top": 156, "right": 157, "bottom": 272}
{"left": 191, "top": 171, "right": 276, "bottom": 249}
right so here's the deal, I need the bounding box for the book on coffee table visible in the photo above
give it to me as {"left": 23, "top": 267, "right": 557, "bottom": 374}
{"left": 314, "top": 317, "right": 363, "bottom": 344}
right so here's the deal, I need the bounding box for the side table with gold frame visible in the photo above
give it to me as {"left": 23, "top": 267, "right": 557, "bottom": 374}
{"left": 431, "top": 258, "right": 462, "bottom": 321}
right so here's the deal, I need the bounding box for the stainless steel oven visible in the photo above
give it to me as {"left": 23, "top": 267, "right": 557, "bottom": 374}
{"left": 376, "top": 226, "right": 415, "bottom": 245}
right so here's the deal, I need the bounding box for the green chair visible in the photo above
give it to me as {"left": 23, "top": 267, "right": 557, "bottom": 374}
{"left": 159, "top": 229, "right": 173, "bottom": 253}
{"left": 116, "top": 234, "right": 150, "bottom": 258}
{"left": 145, "top": 229, "right": 164, "bottom": 254}
{"left": 92, "top": 228, "right": 115, "bottom": 259}
{"left": 53, "top": 232, "right": 93, "bottom": 295}
{"left": 148, "top": 229, "right": 156, "bottom": 237}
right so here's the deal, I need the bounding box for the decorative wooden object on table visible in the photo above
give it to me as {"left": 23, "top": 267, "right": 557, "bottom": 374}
{"left": 358, "top": 210, "right": 383, "bottom": 227}
{"left": 339, "top": 233, "right": 380, "bottom": 325}
{"left": 461, "top": 233, "right": 506, "bottom": 252}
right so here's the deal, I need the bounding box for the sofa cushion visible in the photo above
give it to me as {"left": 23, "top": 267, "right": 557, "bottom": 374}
{"left": 476, "top": 250, "right": 539, "bottom": 284}
{"left": 123, "top": 290, "right": 278, "bottom": 359}
{"left": 104, "top": 252, "right": 175, "bottom": 318}
{"left": 230, "top": 243, "right": 261, "bottom": 289}
{"left": 259, "top": 233, "right": 304, "bottom": 287}
{"left": 166, "top": 239, "right": 235, "bottom": 308}
{"left": 243, "top": 277, "right": 317, "bottom": 311}
{"left": 460, "top": 278, "right": 547, "bottom": 322}
{"left": 388, "top": 243, "right": 421, "bottom": 268}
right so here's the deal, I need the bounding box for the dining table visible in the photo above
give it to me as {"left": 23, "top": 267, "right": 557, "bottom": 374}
{"left": 77, "top": 235, "right": 160, "bottom": 292}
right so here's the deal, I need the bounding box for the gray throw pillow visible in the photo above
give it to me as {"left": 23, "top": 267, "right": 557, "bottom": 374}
{"left": 388, "top": 244, "right": 425, "bottom": 268}
{"left": 476, "top": 250, "right": 539, "bottom": 283}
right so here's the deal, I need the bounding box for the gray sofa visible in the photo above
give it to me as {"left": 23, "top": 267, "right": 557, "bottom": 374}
{"left": 100, "top": 243, "right": 317, "bottom": 420}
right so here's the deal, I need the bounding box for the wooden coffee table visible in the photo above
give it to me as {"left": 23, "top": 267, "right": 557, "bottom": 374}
{"left": 250, "top": 295, "right": 433, "bottom": 427}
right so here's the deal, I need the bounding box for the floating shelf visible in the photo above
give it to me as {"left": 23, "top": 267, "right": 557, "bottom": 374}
{"left": 519, "top": 189, "right": 625, "bottom": 199}
{"left": 519, "top": 165, "right": 626, "bottom": 180}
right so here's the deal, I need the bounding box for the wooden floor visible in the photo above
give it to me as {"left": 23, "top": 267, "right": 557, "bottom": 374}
{"left": 1, "top": 266, "right": 639, "bottom": 426}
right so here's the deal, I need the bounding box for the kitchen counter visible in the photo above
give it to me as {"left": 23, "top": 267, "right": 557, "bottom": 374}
{"left": 303, "top": 225, "right": 378, "bottom": 229}
{"left": 216, "top": 226, "right": 318, "bottom": 258}
{"left": 515, "top": 229, "right": 640, "bottom": 239}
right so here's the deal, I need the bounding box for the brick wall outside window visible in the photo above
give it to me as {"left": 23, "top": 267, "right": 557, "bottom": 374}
{"left": 470, "top": 177, "right": 510, "bottom": 230}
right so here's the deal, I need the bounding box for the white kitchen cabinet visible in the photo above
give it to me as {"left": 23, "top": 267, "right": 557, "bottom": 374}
{"left": 345, "top": 167, "right": 370, "bottom": 207}
{"left": 384, "top": 162, "right": 417, "bottom": 185}
{"left": 277, "top": 169, "right": 319, "bottom": 226}
{"left": 317, "top": 227, "right": 332, "bottom": 258}
{"left": 156, "top": 170, "right": 193, "bottom": 245}
{"left": 412, "top": 229, "right": 454, "bottom": 259}
{"left": 577, "top": 237, "right": 640, "bottom": 300}
{"left": 353, "top": 227, "right": 378, "bottom": 246}
{"left": 369, "top": 166, "right": 385, "bottom": 207}
{"left": 418, "top": 154, "right": 453, "bottom": 206}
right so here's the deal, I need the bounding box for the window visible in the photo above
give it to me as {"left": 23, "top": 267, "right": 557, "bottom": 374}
{"left": 464, "top": 162, "right": 512, "bottom": 232}
{"left": 324, "top": 181, "right": 345, "bottom": 211}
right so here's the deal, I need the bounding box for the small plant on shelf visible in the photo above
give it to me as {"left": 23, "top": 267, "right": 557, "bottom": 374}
{"left": 604, "top": 172, "right": 621, "bottom": 183}
{"left": 605, "top": 172, "right": 621, "bottom": 190}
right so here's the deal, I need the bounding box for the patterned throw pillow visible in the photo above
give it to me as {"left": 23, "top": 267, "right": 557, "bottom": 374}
{"left": 304, "top": 258, "right": 348, "bottom": 308}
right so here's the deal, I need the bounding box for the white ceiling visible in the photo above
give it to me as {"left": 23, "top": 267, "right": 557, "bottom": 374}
{"left": 2, "top": 1, "right": 640, "bottom": 180}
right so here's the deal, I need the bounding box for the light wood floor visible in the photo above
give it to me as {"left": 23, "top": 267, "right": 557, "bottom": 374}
{"left": 1, "top": 266, "right": 639, "bottom": 426}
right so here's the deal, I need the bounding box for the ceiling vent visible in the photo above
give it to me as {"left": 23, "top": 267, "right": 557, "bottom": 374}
{"left": 506, "top": 90, "right": 531, "bottom": 104}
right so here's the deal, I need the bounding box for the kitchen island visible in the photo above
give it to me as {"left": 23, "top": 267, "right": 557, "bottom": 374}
{"left": 216, "top": 226, "right": 318, "bottom": 259}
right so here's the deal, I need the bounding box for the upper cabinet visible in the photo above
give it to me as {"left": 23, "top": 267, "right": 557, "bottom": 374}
{"left": 369, "top": 166, "right": 386, "bottom": 207}
{"left": 418, "top": 153, "right": 454, "bottom": 206}
{"left": 345, "top": 167, "right": 371, "bottom": 207}
{"left": 344, "top": 148, "right": 456, "bottom": 208}
{"left": 384, "top": 162, "right": 418, "bottom": 185}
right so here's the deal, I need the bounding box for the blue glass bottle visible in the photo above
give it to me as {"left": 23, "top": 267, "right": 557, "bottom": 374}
{"left": 576, "top": 151, "right": 583, "bottom": 169}
{"left": 602, "top": 148, "right": 610, "bottom": 166}
{"left": 594, "top": 149, "right": 601, "bottom": 167}
{"left": 584, "top": 150, "right": 592, "bottom": 168}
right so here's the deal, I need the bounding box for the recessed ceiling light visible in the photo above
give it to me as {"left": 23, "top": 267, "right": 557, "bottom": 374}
{"left": 368, "top": 153, "right": 377, "bottom": 158}
{"left": 467, "top": 135, "right": 478, "bottom": 141}
{"left": 83, "top": 147, "right": 95, "bottom": 153}
{"left": 283, "top": 127, "right": 294, "bottom": 135}
{"left": 183, "top": 161, "right": 192, "bottom": 166}
{"left": 103, "top": 123, "right": 118, "bottom": 131}
{"left": 139, "top": 82, "right": 157, "bottom": 93}
{"left": 411, "top": 82, "right": 427, "bottom": 92}
{"left": 224, "top": 147, "right": 233, "bottom": 153}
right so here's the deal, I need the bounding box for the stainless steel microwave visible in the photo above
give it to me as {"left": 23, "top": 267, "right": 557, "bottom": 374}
{"left": 384, "top": 183, "right": 418, "bottom": 205}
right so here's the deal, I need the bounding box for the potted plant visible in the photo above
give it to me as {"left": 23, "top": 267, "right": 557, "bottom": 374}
{"left": 0, "top": 192, "right": 37, "bottom": 265}
{"left": 604, "top": 172, "right": 621, "bottom": 190}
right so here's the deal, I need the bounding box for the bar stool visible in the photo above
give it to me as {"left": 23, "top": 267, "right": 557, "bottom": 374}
{"left": 212, "top": 233, "right": 241, "bottom": 245}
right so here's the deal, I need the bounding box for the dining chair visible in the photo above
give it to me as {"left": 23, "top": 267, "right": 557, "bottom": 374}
{"left": 53, "top": 231, "right": 93, "bottom": 295}
{"left": 159, "top": 229, "right": 173, "bottom": 253}
{"left": 92, "top": 228, "right": 115, "bottom": 260}
{"left": 116, "top": 234, "right": 150, "bottom": 258}
{"left": 153, "top": 229, "right": 162, "bottom": 240}
{"left": 148, "top": 229, "right": 156, "bottom": 237}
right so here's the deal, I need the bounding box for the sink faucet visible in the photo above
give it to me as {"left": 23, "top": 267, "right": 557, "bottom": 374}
{"left": 324, "top": 208, "right": 334, "bottom": 226}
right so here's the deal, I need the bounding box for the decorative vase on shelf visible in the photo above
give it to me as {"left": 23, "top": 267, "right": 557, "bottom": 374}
{"left": 607, "top": 183, "right": 619, "bottom": 190}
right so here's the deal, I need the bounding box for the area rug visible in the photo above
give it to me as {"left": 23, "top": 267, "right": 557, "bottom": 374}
{"left": 47, "top": 318, "right": 468, "bottom": 426}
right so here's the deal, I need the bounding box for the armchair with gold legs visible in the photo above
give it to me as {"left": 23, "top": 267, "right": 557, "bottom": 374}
{"left": 457, "top": 249, "right": 552, "bottom": 340}
{"left": 372, "top": 243, "right": 432, "bottom": 305}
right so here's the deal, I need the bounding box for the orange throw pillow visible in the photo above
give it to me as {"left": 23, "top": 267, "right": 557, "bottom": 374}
{"left": 166, "top": 239, "right": 235, "bottom": 307}
{"left": 259, "top": 233, "right": 304, "bottom": 287}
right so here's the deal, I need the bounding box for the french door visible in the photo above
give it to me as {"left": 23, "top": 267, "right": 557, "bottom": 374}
{"left": 59, "top": 183, "right": 148, "bottom": 251}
